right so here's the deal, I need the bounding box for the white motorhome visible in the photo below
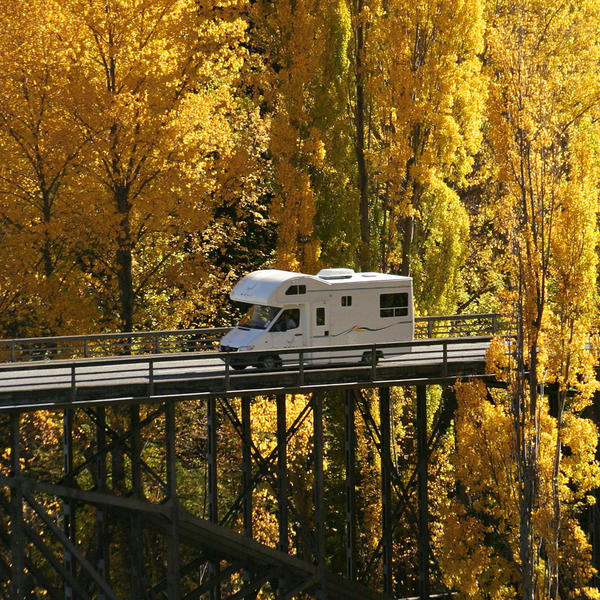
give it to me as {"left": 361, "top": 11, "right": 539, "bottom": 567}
{"left": 219, "top": 268, "right": 414, "bottom": 368}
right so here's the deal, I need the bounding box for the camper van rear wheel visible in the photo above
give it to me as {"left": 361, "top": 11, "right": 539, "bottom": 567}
{"left": 260, "top": 355, "right": 282, "bottom": 370}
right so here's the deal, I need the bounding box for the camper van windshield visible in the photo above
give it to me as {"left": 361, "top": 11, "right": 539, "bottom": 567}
{"left": 239, "top": 305, "right": 280, "bottom": 330}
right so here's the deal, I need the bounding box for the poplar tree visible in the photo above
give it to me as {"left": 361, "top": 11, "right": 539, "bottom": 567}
{"left": 488, "top": 0, "right": 600, "bottom": 594}
{"left": 0, "top": 0, "right": 96, "bottom": 335}
{"left": 57, "top": 0, "right": 254, "bottom": 331}
{"left": 438, "top": 1, "right": 600, "bottom": 597}
{"left": 368, "top": 0, "right": 485, "bottom": 311}
{"left": 254, "top": 0, "right": 355, "bottom": 273}
{"left": 340, "top": 0, "right": 485, "bottom": 311}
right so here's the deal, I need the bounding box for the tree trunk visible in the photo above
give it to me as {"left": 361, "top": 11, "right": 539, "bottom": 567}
{"left": 115, "top": 185, "right": 134, "bottom": 333}
{"left": 400, "top": 215, "right": 413, "bottom": 277}
{"left": 41, "top": 188, "right": 54, "bottom": 279}
{"left": 353, "top": 0, "right": 370, "bottom": 271}
{"left": 399, "top": 125, "right": 424, "bottom": 277}
{"left": 549, "top": 389, "right": 565, "bottom": 599}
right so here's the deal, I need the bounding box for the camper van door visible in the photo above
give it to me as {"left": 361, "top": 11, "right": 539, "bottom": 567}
{"left": 268, "top": 306, "right": 305, "bottom": 358}
{"left": 306, "top": 303, "right": 334, "bottom": 364}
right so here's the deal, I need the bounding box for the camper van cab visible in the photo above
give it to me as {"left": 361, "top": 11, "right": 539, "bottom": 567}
{"left": 219, "top": 268, "right": 414, "bottom": 369}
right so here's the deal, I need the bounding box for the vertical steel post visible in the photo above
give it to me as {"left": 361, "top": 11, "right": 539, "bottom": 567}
{"left": 416, "top": 385, "right": 430, "bottom": 599}
{"left": 275, "top": 394, "right": 289, "bottom": 598}
{"left": 63, "top": 407, "right": 75, "bottom": 600}
{"left": 299, "top": 350, "right": 305, "bottom": 386}
{"left": 379, "top": 387, "right": 393, "bottom": 598}
{"left": 224, "top": 355, "right": 230, "bottom": 392}
{"left": 96, "top": 407, "right": 109, "bottom": 599}
{"left": 442, "top": 342, "right": 448, "bottom": 377}
{"left": 207, "top": 397, "right": 218, "bottom": 523}
{"left": 148, "top": 359, "right": 154, "bottom": 397}
{"left": 207, "top": 397, "right": 220, "bottom": 600}
{"left": 241, "top": 396, "right": 256, "bottom": 599}
{"left": 131, "top": 405, "right": 142, "bottom": 497}
{"left": 165, "top": 401, "right": 181, "bottom": 600}
{"left": 130, "top": 405, "right": 144, "bottom": 599}
{"left": 313, "top": 392, "right": 326, "bottom": 599}
{"left": 242, "top": 396, "right": 253, "bottom": 539}
{"left": 276, "top": 394, "right": 288, "bottom": 554}
{"left": 10, "top": 412, "right": 24, "bottom": 599}
{"left": 344, "top": 390, "right": 356, "bottom": 581}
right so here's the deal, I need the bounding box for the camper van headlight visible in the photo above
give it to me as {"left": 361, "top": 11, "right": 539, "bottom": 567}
{"left": 239, "top": 344, "right": 255, "bottom": 351}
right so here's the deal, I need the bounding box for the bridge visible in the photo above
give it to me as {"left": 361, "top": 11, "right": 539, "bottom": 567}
{"left": 0, "top": 314, "right": 513, "bottom": 599}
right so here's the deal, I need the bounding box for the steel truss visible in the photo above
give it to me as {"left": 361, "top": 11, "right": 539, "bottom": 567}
{"left": 1, "top": 384, "right": 460, "bottom": 599}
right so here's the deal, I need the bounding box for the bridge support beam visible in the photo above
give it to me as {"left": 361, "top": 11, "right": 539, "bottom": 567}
{"left": 313, "top": 392, "right": 326, "bottom": 599}
{"left": 207, "top": 397, "right": 220, "bottom": 600}
{"left": 276, "top": 394, "right": 288, "bottom": 555}
{"left": 166, "top": 401, "right": 181, "bottom": 600}
{"left": 416, "top": 384, "right": 430, "bottom": 599}
{"left": 276, "top": 393, "right": 289, "bottom": 597}
{"left": 96, "top": 406, "right": 110, "bottom": 599}
{"left": 241, "top": 395, "right": 258, "bottom": 599}
{"left": 129, "top": 405, "right": 146, "bottom": 599}
{"left": 63, "top": 407, "right": 75, "bottom": 600}
{"left": 344, "top": 390, "right": 356, "bottom": 582}
{"left": 242, "top": 396, "right": 253, "bottom": 540}
{"left": 10, "top": 412, "right": 24, "bottom": 599}
{"left": 379, "top": 387, "right": 393, "bottom": 599}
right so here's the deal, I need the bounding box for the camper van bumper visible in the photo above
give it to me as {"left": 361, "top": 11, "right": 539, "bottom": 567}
{"left": 219, "top": 344, "right": 254, "bottom": 368}
{"left": 219, "top": 344, "right": 238, "bottom": 353}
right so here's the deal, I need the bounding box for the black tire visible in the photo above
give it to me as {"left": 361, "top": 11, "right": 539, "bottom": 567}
{"left": 260, "top": 355, "right": 282, "bottom": 370}
{"left": 231, "top": 364, "right": 247, "bottom": 371}
{"left": 361, "top": 350, "right": 380, "bottom": 365}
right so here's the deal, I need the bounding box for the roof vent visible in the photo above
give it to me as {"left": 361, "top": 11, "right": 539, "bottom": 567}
{"left": 361, "top": 272, "right": 378, "bottom": 277}
{"left": 317, "top": 268, "right": 355, "bottom": 280}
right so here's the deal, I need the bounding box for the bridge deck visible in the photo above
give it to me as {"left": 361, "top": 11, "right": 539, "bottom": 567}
{"left": 0, "top": 338, "right": 494, "bottom": 411}
{"left": 0, "top": 322, "right": 503, "bottom": 598}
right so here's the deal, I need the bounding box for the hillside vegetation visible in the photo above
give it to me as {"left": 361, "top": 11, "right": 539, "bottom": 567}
{"left": 2, "top": 1, "right": 600, "bottom": 598}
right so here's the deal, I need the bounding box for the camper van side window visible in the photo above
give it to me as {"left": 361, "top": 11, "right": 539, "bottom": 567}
{"left": 316, "top": 307, "right": 325, "bottom": 326}
{"left": 285, "top": 285, "right": 306, "bottom": 295}
{"left": 380, "top": 293, "right": 408, "bottom": 317}
{"left": 341, "top": 296, "right": 352, "bottom": 307}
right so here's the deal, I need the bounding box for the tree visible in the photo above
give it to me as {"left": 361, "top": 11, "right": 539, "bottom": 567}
{"left": 346, "top": 0, "right": 373, "bottom": 270}
{"left": 0, "top": 0, "right": 97, "bottom": 336}
{"left": 253, "top": 0, "right": 355, "bottom": 273}
{"left": 438, "top": 0, "right": 600, "bottom": 596}
{"left": 438, "top": 380, "right": 600, "bottom": 600}
{"left": 487, "top": 0, "right": 600, "bottom": 594}
{"left": 55, "top": 0, "right": 255, "bottom": 331}
{"left": 368, "top": 0, "right": 485, "bottom": 302}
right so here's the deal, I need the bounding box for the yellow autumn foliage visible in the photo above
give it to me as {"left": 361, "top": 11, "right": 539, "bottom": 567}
{"left": 438, "top": 380, "right": 600, "bottom": 599}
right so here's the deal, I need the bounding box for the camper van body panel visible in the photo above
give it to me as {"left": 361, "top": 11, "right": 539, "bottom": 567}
{"left": 220, "top": 269, "right": 414, "bottom": 366}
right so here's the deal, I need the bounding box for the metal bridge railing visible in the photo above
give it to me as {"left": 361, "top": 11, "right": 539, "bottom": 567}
{"left": 0, "top": 328, "right": 229, "bottom": 363}
{"left": 414, "top": 313, "right": 506, "bottom": 339}
{"left": 0, "top": 335, "right": 496, "bottom": 411}
{"left": 0, "top": 313, "right": 507, "bottom": 364}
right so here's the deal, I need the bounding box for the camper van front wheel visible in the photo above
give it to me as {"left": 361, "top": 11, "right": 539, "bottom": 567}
{"left": 260, "top": 355, "right": 282, "bottom": 370}
{"left": 361, "top": 350, "right": 381, "bottom": 365}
